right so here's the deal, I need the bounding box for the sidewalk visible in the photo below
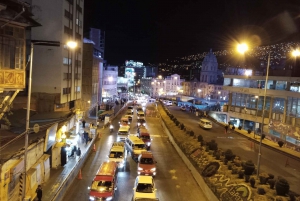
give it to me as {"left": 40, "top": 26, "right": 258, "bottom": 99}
{"left": 42, "top": 117, "right": 101, "bottom": 201}
{"left": 41, "top": 104, "right": 124, "bottom": 201}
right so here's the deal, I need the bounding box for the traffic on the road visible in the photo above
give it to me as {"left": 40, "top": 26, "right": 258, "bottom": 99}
{"left": 63, "top": 97, "right": 209, "bottom": 201}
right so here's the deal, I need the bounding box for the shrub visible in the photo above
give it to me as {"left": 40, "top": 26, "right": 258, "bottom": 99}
{"left": 190, "top": 130, "right": 194, "bottom": 136}
{"left": 275, "top": 177, "right": 290, "bottom": 196}
{"left": 180, "top": 123, "right": 185, "bottom": 130}
{"left": 208, "top": 140, "right": 218, "bottom": 151}
{"left": 232, "top": 166, "right": 238, "bottom": 174}
{"left": 278, "top": 141, "right": 284, "bottom": 148}
{"left": 224, "top": 149, "right": 234, "bottom": 161}
{"left": 268, "top": 179, "right": 276, "bottom": 189}
{"left": 247, "top": 129, "right": 252, "bottom": 134}
{"left": 175, "top": 121, "right": 180, "bottom": 126}
{"left": 259, "top": 172, "right": 269, "bottom": 184}
{"left": 261, "top": 134, "right": 266, "bottom": 140}
{"left": 245, "top": 175, "right": 250, "bottom": 182}
{"left": 197, "top": 135, "right": 203, "bottom": 142}
{"left": 244, "top": 160, "right": 255, "bottom": 176}
{"left": 238, "top": 125, "right": 242, "bottom": 130}
{"left": 232, "top": 126, "right": 235, "bottom": 130}
{"left": 257, "top": 187, "right": 266, "bottom": 195}
{"left": 238, "top": 170, "right": 244, "bottom": 179}
{"left": 268, "top": 173, "right": 274, "bottom": 179}
{"left": 200, "top": 140, "right": 206, "bottom": 147}
{"left": 250, "top": 177, "right": 256, "bottom": 188}
{"left": 215, "top": 152, "right": 221, "bottom": 160}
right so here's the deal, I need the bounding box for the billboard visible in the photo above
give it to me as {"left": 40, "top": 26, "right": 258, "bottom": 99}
{"left": 125, "top": 67, "right": 135, "bottom": 87}
{"left": 44, "top": 123, "right": 58, "bottom": 152}
{"left": 125, "top": 60, "right": 143, "bottom": 67}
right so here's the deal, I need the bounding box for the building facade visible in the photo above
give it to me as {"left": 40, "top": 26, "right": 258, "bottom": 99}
{"left": 223, "top": 74, "right": 300, "bottom": 149}
{"left": 30, "top": 0, "right": 84, "bottom": 112}
{"left": 141, "top": 74, "right": 183, "bottom": 97}
{"left": 102, "top": 65, "right": 118, "bottom": 101}
{"left": 81, "top": 39, "right": 103, "bottom": 115}
{"left": 0, "top": 0, "right": 40, "bottom": 120}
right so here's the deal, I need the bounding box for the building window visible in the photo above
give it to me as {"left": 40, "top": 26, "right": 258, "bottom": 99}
{"left": 75, "top": 60, "right": 81, "bottom": 66}
{"left": 66, "top": 0, "right": 73, "bottom": 5}
{"left": 76, "top": 19, "right": 82, "bottom": 27}
{"left": 64, "top": 26, "right": 73, "bottom": 36}
{"left": 63, "top": 57, "right": 71, "bottom": 65}
{"left": 0, "top": 35, "right": 24, "bottom": 69}
{"left": 75, "top": 73, "right": 81, "bottom": 80}
{"left": 75, "top": 86, "right": 81, "bottom": 92}
{"left": 56, "top": 103, "right": 66, "bottom": 108}
{"left": 63, "top": 73, "right": 72, "bottom": 80}
{"left": 64, "top": 10, "right": 73, "bottom": 19}
{"left": 63, "top": 87, "right": 71, "bottom": 94}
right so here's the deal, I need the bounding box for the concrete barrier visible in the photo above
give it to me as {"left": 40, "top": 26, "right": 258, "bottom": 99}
{"left": 51, "top": 137, "right": 96, "bottom": 201}
{"left": 160, "top": 117, "right": 219, "bottom": 201}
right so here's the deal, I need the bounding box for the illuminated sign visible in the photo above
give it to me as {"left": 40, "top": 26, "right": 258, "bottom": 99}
{"left": 125, "top": 60, "right": 143, "bottom": 67}
{"left": 125, "top": 68, "right": 135, "bottom": 87}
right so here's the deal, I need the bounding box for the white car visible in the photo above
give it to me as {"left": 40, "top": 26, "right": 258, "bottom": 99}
{"left": 133, "top": 176, "right": 158, "bottom": 201}
{"left": 165, "top": 101, "right": 172, "bottom": 106}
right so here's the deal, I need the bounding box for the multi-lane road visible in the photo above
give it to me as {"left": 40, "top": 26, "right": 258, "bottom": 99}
{"left": 167, "top": 104, "right": 300, "bottom": 194}
{"left": 63, "top": 105, "right": 208, "bottom": 201}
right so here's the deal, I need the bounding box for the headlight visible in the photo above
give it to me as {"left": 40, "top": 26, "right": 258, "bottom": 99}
{"left": 138, "top": 167, "right": 143, "bottom": 170}
{"left": 110, "top": 125, "right": 113, "bottom": 129}
{"left": 143, "top": 123, "right": 146, "bottom": 126}
{"left": 146, "top": 142, "right": 151, "bottom": 146}
{"left": 106, "top": 196, "right": 113, "bottom": 200}
{"left": 138, "top": 123, "right": 141, "bottom": 126}
{"left": 151, "top": 168, "right": 156, "bottom": 171}
{"left": 89, "top": 196, "right": 95, "bottom": 200}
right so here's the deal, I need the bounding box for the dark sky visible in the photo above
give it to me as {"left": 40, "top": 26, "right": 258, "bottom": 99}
{"left": 83, "top": 0, "right": 300, "bottom": 65}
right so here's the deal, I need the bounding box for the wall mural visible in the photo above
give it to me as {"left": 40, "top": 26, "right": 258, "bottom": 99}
{"left": 0, "top": 70, "right": 25, "bottom": 89}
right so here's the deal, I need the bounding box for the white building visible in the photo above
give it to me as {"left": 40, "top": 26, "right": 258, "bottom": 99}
{"left": 144, "top": 74, "right": 184, "bottom": 97}
{"left": 102, "top": 66, "right": 118, "bottom": 101}
{"left": 30, "top": 0, "right": 84, "bottom": 111}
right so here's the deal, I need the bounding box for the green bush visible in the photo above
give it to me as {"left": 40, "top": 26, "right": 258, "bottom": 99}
{"left": 208, "top": 140, "right": 218, "bottom": 151}
{"left": 180, "top": 123, "right": 185, "bottom": 130}
{"left": 278, "top": 141, "right": 284, "bottom": 147}
{"left": 190, "top": 130, "right": 194, "bottom": 136}
{"left": 175, "top": 121, "right": 180, "bottom": 126}
{"left": 244, "top": 160, "right": 255, "bottom": 176}
{"left": 275, "top": 177, "right": 290, "bottom": 196}
{"left": 197, "top": 135, "right": 203, "bottom": 142}
{"left": 224, "top": 149, "right": 234, "bottom": 161}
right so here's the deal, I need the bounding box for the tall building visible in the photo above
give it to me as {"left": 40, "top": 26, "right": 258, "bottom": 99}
{"left": 200, "top": 49, "right": 219, "bottom": 83}
{"left": 82, "top": 38, "right": 103, "bottom": 116}
{"left": 30, "top": 0, "right": 84, "bottom": 112}
{"left": 88, "top": 28, "right": 105, "bottom": 59}
{"left": 102, "top": 65, "right": 118, "bottom": 101}
{"left": 0, "top": 0, "right": 40, "bottom": 119}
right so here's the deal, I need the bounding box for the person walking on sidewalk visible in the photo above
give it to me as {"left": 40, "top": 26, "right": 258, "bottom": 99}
{"left": 77, "top": 147, "right": 81, "bottom": 157}
{"left": 36, "top": 185, "right": 42, "bottom": 201}
{"left": 82, "top": 119, "right": 86, "bottom": 128}
{"left": 225, "top": 125, "right": 229, "bottom": 134}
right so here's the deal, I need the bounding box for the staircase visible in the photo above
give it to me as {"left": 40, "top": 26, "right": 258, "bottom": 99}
{"left": 0, "top": 90, "right": 19, "bottom": 120}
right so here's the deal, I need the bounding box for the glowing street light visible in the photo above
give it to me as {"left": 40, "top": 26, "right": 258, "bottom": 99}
{"left": 237, "top": 43, "right": 248, "bottom": 54}
{"left": 66, "top": 41, "right": 78, "bottom": 49}
{"left": 108, "top": 76, "right": 113, "bottom": 82}
{"left": 292, "top": 49, "right": 300, "bottom": 57}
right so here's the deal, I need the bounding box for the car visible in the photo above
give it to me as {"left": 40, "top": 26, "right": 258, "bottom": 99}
{"left": 180, "top": 106, "right": 186, "bottom": 111}
{"left": 127, "top": 106, "right": 134, "bottom": 114}
{"left": 165, "top": 101, "right": 173, "bottom": 106}
{"left": 133, "top": 176, "right": 158, "bottom": 201}
{"left": 124, "top": 113, "right": 133, "bottom": 122}
{"left": 137, "top": 151, "right": 157, "bottom": 176}
{"left": 137, "top": 118, "right": 146, "bottom": 127}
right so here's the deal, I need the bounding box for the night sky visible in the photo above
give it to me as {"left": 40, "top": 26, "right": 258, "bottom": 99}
{"left": 83, "top": 0, "right": 300, "bottom": 65}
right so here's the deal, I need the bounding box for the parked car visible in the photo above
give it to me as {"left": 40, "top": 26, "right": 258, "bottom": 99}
{"left": 180, "top": 106, "right": 186, "bottom": 111}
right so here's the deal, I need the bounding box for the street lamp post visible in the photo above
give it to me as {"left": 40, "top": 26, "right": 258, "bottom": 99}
{"left": 254, "top": 95, "right": 259, "bottom": 139}
{"left": 23, "top": 40, "right": 75, "bottom": 200}
{"left": 257, "top": 52, "right": 271, "bottom": 178}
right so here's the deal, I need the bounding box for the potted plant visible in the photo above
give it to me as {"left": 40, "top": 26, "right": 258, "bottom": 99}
{"left": 190, "top": 130, "right": 194, "bottom": 136}
{"left": 278, "top": 141, "right": 284, "bottom": 148}
{"left": 232, "top": 126, "right": 235, "bottom": 130}
{"left": 224, "top": 149, "right": 234, "bottom": 161}
{"left": 208, "top": 140, "right": 218, "bottom": 151}
{"left": 238, "top": 125, "right": 242, "bottom": 130}
{"left": 238, "top": 170, "right": 244, "bottom": 179}
{"left": 244, "top": 160, "right": 255, "bottom": 182}
{"left": 180, "top": 123, "right": 185, "bottom": 130}
{"left": 261, "top": 134, "right": 266, "bottom": 140}
{"left": 247, "top": 129, "right": 252, "bottom": 134}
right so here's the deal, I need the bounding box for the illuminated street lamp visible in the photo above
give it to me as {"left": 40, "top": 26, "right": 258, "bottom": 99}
{"left": 23, "top": 40, "right": 76, "bottom": 200}
{"left": 237, "top": 43, "right": 270, "bottom": 178}
{"left": 237, "top": 43, "right": 248, "bottom": 54}
{"left": 61, "top": 125, "right": 67, "bottom": 143}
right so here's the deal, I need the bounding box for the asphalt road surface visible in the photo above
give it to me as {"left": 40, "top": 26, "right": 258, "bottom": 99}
{"left": 166, "top": 104, "right": 300, "bottom": 194}
{"left": 63, "top": 105, "right": 208, "bottom": 201}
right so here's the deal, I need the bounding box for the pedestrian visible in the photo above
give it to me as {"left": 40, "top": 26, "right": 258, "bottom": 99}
{"left": 36, "top": 185, "right": 42, "bottom": 201}
{"left": 76, "top": 147, "right": 81, "bottom": 157}
{"left": 225, "top": 125, "right": 229, "bottom": 134}
{"left": 82, "top": 119, "right": 86, "bottom": 128}
{"left": 84, "top": 132, "right": 89, "bottom": 145}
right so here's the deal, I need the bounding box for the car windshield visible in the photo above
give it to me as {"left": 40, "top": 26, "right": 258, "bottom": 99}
{"left": 140, "top": 158, "right": 154, "bottom": 164}
{"left": 140, "top": 135, "right": 150, "bottom": 140}
{"left": 109, "top": 151, "right": 123, "bottom": 158}
{"left": 138, "top": 114, "right": 145, "bottom": 117}
{"left": 91, "top": 180, "right": 113, "bottom": 192}
{"left": 126, "top": 112, "right": 132, "bottom": 115}
{"left": 119, "top": 131, "right": 128, "bottom": 135}
{"left": 205, "top": 122, "right": 212, "bottom": 125}
{"left": 138, "top": 119, "right": 146, "bottom": 123}
{"left": 133, "top": 144, "right": 145, "bottom": 149}
{"left": 136, "top": 183, "right": 154, "bottom": 193}
{"left": 128, "top": 106, "right": 133, "bottom": 110}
